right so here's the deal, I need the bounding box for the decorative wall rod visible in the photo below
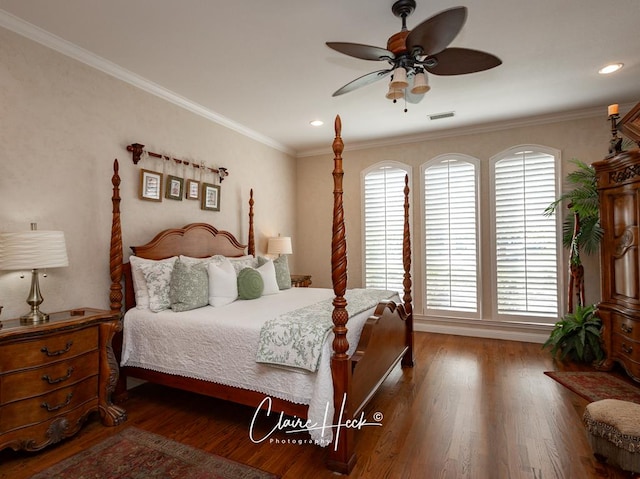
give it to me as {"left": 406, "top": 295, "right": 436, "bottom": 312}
{"left": 126, "top": 143, "right": 228, "bottom": 180}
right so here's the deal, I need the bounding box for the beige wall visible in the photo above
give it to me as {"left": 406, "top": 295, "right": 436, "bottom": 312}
{"left": 297, "top": 115, "right": 609, "bottom": 322}
{"left": 0, "top": 27, "right": 296, "bottom": 319}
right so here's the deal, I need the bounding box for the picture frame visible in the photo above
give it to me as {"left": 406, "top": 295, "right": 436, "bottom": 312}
{"left": 186, "top": 179, "right": 200, "bottom": 200}
{"left": 201, "top": 183, "right": 221, "bottom": 211}
{"left": 165, "top": 175, "right": 184, "bottom": 201}
{"left": 139, "top": 169, "right": 163, "bottom": 202}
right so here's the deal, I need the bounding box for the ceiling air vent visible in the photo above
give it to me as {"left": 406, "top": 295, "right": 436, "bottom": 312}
{"left": 429, "top": 111, "right": 455, "bottom": 120}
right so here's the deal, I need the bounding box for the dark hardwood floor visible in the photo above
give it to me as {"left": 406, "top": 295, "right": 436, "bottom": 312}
{"left": 1, "top": 332, "right": 635, "bottom": 478}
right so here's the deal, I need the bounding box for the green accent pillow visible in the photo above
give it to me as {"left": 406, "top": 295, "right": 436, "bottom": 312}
{"left": 237, "top": 267, "right": 264, "bottom": 300}
{"left": 169, "top": 259, "right": 209, "bottom": 312}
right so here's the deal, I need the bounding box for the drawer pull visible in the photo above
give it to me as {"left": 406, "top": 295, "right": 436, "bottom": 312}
{"left": 41, "top": 341, "right": 73, "bottom": 357}
{"left": 622, "top": 324, "right": 634, "bottom": 334}
{"left": 41, "top": 393, "right": 73, "bottom": 412}
{"left": 42, "top": 367, "right": 74, "bottom": 384}
{"left": 622, "top": 343, "right": 634, "bottom": 354}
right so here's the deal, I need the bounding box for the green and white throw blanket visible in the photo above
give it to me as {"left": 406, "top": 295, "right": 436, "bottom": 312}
{"left": 256, "top": 288, "right": 397, "bottom": 372}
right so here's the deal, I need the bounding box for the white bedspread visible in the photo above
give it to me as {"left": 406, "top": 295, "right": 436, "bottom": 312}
{"left": 121, "top": 287, "right": 399, "bottom": 445}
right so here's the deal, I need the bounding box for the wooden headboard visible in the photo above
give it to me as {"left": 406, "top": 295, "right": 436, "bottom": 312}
{"left": 130, "top": 223, "right": 249, "bottom": 260}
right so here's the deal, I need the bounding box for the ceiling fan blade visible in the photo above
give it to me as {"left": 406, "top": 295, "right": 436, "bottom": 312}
{"left": 332, "top": 69, "right": 392, "bottom": 96}
{"left": 406, "top": 6, "right": 467, "bottom": 56}
{"left": 326, "top": 42, "right": 395, "bottom": 61}
{"left": 426, "top": 47, "right": 502, "bottom": 75}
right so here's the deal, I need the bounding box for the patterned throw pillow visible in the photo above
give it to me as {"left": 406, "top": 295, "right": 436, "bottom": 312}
{"left": 229, "top": 255, "right": 259, "bottom": 275}
{"left": 237, "top": 267, "right": 264, "bottom": 300}
{"left": 169, "top": 259, "right": 209, "bottom": 312}
{"left": 179, "top": 254, "right": 229, "bottom": 267}
{"left": 129, "top": 256, "right": 177, "bottom": 309}
{"left": 138, "top": 261, "right": 175, "bottom": 312}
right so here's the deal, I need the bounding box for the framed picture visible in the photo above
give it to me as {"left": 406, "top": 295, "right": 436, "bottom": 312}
{"left": 165, "top": 175, "right": 184, "bottom": 201}
{"left": 201, "top": 183, "right": 220, "bottom": 211}
{"left": 139, "top": 169, "right": 163, "bottom": 202}
{"left": 186, "top": 179, "right": 200, "bottom": 200}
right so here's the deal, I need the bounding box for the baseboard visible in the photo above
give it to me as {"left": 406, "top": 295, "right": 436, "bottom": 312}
{"left": 414, "top": 314, "right": 553, "bottom": 344}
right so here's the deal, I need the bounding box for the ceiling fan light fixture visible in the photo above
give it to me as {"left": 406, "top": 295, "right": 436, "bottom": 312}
{"left": 389, "top": 67, "right": 409, "bottom": 89}
{"left": 386, "top": 85, "right": 404, "bottom": 100}
{"left": 411, "top": 70, "right": 430, "bottom": 94}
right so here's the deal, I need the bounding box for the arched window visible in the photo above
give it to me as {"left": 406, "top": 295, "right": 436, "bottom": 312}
{"left": 362, "top": 162, "right": 411, "bottom": 292}
{"left": 423, "top": 155, "right": 480, "bottom": 317}
{"left": 490, "top": 146, "right": 561, "bottom": 320}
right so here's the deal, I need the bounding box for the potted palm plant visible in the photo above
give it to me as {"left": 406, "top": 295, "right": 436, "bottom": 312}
{"left": 542, "top": 303, "right": 604, "bottom": 363}
{"left": 543, "top": 159, "right": 604, "bottom": 362}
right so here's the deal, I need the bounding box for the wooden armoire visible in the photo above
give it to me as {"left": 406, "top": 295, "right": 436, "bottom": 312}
{"left": 594, "top": 106, "right": 640, "bottom": 380}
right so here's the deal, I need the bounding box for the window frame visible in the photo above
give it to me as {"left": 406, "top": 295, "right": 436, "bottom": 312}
{"left": 489, "top": 144, "right": 564, "bottom": 323}
{"left": 421, "top": 154, "right": 482, "bottom": 320}
{"left": 360, "top": 161, "right": 412, "bottom": 292}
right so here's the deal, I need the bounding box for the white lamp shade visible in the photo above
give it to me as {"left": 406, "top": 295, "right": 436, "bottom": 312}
{"left": 0, "top": 230, "right": 69, "bottom": 270}
{"left": 267, "top": 236, "right": 292, "bottom": 255}
{"left": 411, "top": 71, "right": 430, "bottom": 94}
{"left": 389, "top": 67, "right": 409, "bottom": 89}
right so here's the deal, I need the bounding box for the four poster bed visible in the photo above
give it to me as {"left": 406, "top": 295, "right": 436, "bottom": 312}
{"left": 108, "top": 116, "right": 414, "bottom": 474}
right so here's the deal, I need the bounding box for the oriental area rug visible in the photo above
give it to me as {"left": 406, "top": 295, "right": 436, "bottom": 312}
{"left": 545, "top": 371, "right": 640, "bottom": 403}
{"left": 31, "top": 427, "right": 279, "bottom": 479}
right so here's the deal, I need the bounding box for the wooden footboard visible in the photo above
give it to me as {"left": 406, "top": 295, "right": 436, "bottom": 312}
{"left": 350, "top": 301, "right": 412, "bottom": 416}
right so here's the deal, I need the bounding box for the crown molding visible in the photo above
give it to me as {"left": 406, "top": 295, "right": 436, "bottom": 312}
{"left": 296, "top": 104, "right": 636, "bottom": 158}
{"left": 0, "top": 10, "right": 294, "bottom": 156}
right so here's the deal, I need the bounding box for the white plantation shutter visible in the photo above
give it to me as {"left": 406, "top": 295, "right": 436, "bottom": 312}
{"left": 363, "top": 164, "right": 408, "bottom": 292}
{"left": 424, "top": 157, "right": 479, "bottom": 314}
{"left": 492, "top": 149, "right": 559, "bottom": 318}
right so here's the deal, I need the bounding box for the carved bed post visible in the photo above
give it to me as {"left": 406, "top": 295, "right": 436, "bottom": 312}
{"left": 110, "top": 159, "right": 123, "bottom": 314}
{"left": 327, "top": 115, "right": 356, "bottom": 473}
{"left": 401, "top": 174, "right": 414, "bottom": 367}
{"left": 248, "top": 189, "right": 255, "bottom": 256}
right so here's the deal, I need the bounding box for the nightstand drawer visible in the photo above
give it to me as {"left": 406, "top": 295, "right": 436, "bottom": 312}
{"left": 0, "top": 350, "right": 99, "bottom": 404}
{"left": 0, "top": 327, "right": 98, "bottom": 373}
{"left": 0, "top": 376, "right": 98, "bottom": 432}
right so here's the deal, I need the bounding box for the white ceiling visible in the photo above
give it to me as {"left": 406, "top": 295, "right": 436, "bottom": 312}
{"left": 1, "top": 0, "right": 639, "bottom": 157}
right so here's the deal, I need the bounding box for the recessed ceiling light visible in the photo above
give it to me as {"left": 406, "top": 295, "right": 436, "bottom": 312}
{"left": 599, "top": 63, "right": 623, "bottom": 75}
{"left": 309, "top": 120, "right": 324, "bottom": 127}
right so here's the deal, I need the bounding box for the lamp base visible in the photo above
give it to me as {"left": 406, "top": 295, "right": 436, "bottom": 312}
{"left": 20, "top": 269, "right": 50, "bottom": 324}
{"left": 20, "top": 308, "right": 49, "bottom": 324}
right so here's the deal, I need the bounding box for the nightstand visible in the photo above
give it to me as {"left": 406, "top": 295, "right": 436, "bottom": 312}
{"left": 291, "top": 274, "right": 312, "bottom": 287}
{"left": 0, "top": 308, "right": 127, "bottom": 452}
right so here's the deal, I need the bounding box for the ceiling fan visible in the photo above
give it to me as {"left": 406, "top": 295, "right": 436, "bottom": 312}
{"left": 326, "top": 0, "right": 502, "bottom": 105}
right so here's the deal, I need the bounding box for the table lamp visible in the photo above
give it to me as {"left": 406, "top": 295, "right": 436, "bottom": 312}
{"left": 267, "top": 236, "right": 292, "bottom": 257}
{"left": 0, "top": 223, "right": 69, "bottom": 323}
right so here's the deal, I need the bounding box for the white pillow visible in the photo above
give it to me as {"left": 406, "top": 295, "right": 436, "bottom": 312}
{"left": 138, "top": 261, "right": 175, "bottom": 312}
{"left": 256, "top": 259, "right": 280, "bottom": 295}
{"left": 208, "top": 257, "right": 238, "bottom": 307}
{"left": 129, "top": 256, "right": 177, "bottom": 309}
